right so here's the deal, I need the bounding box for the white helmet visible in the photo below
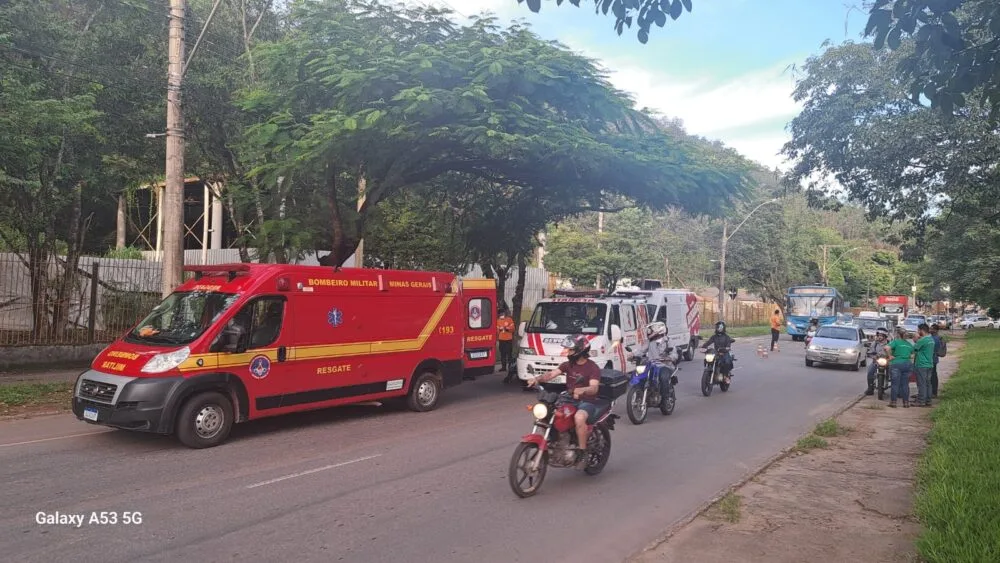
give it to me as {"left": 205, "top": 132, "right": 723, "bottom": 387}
{"left": 645, "top": 321, "right": 667, "bottom": 340}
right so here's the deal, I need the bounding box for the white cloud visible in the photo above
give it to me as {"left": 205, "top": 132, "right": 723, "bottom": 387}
{"left": 413, "top": 1, "right": 801, "bottom": 170}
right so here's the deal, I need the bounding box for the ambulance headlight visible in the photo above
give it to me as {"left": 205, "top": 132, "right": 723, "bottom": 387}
{"left": 635, "top": 365, "right": 647, "bottom": 374}
{"left": 141, "top": 346, "right": 190, "bottom": 373}
{"left": 520, "top": 347, "right": 536, "bottom": 356}
{"left": 532, "top": 403, "right": 548, "bottom": 420}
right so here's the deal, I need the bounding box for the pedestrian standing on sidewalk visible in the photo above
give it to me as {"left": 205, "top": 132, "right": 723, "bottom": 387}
{"left": 929, "top": 324, "right": 944, "bottom": 397}
{"left": 886, "top": 326, "right": 914, "bottom": 408}
{"left": 770, "top": 308, "right": 783, "bottom": 351}
{"left": 497, "top": 306, "right": 515, "bottom": 382}
{"left": 913, "top": 323, "right": 936, "bottom": 407}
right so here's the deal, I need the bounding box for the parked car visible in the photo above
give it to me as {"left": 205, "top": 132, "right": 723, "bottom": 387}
{"left": 805, "top": 324, "right": 867, "bottom": 371}
{"left": 930, "top": 315, "right": 951, "bottom": 329}
{"left": 960, "top": 315, "right": 996, "bottom": 329}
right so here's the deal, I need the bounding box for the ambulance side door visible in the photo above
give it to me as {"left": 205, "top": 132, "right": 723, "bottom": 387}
{"left": 221, "top": 295, "right": 294, "bottom": 414}
{"left": 462, "top": 290, "right": 495, "bottom": 373}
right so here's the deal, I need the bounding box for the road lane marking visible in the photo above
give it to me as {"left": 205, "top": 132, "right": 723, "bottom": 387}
{"left": 246, "top": 454, "right": 382, "bottom": 489}
{"left": 0, "top": 429, "right": 114, "bottom": 449}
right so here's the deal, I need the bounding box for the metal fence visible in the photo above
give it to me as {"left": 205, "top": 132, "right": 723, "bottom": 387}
{"left": 698, "top": 300, "right": 775, "bottom": 328}
{"left": 0, "top": 251, "right": 553, "bottom": 347}
{"left": 0, "top": 253, "right": 163, "bottom": 346}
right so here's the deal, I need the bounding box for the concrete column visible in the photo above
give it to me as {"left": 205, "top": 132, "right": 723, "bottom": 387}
{"left": 210, "top": 183, "right": 223, "bottom": 250}
{"left": 116, "top": 193, "right": 126, "bottom": 249}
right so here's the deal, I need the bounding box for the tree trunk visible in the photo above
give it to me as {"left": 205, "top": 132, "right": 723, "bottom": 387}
{"left": 50, "top": 181, "right": 85, "bottom": 339}
{"left": 318, "top": 166, "right": 357, "bottom": 267}
{"left": 27, "top": 241, "right": 51, "bottom": 341}
{"left": 512, "top": 253, "right": 528, "bottom": 328}
{"left": 224, "top": 190, "right": 252, "bottom": 262}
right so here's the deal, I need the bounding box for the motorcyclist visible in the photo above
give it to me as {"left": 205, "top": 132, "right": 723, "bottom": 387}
{"left": 526, "top": 334, "right": 602, "bottom": 463}
{"left": 701, "top": 321, "right": 736, "bottom": 382}
{"left": 864, "top": 327, "right": 890, "bottom": 396}
{"left": 644, "top": 321, "right": 679, "bottom": 380}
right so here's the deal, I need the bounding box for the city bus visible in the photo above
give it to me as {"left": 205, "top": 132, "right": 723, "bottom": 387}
{"left": 784, "top": 285, "right": 844, "bottom": 341}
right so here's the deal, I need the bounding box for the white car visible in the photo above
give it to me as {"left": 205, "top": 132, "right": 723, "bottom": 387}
{"left": 960, "top": 315, "right": 996, "bottom": 329}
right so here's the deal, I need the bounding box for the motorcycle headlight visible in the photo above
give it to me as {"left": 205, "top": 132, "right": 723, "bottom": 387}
{"left": 635, "top": 365, "right": 647, "bottom": 374}
{"left": 532, "top": 403, "right": 548, "bottom": 420}
{"left": 877, "top": 358, "right": 888, "bottom": 367}
{"left": 704, "top": 353, "right": 716, "bottom": 363}
{"left": 520, "top": 347, "right": 536, "bottom": 356}
{"left": 141, "top": 346, "right": 191, "bottom": 374}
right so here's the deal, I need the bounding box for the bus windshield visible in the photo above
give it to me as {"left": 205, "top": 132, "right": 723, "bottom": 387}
{"left": 527, "top": 302, "right": 607, "bottom": 334}
{"left": 788, "top": 295, "right": 835, "bottom": 317}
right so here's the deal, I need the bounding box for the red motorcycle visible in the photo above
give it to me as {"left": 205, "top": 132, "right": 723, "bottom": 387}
{"left": 508, "top": 373, "right": 626, "bottom": 498}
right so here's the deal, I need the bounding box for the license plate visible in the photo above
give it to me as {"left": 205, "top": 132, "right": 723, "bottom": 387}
{"left": 469, "top": 351, "right": 488, "bottom": 360}
{"left": 822, "top": 354, "right": 838, "bottom": 361}
{"left": 83, "top": 407, "right": 99, "bottom": 422}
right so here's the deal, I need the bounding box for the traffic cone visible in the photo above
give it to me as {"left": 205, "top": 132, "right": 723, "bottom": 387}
{"left": 756, "top": 344, "right": 763, "bottom": 357}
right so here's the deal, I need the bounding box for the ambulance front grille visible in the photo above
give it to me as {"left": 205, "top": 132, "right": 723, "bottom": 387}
{"left": 79, "top": 379, "right": 117, "bottom": 403}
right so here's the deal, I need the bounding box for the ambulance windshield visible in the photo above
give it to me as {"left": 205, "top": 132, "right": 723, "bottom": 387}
{"left": 127, "top": 291, "right": 239, "bottom": 346}
{"left": 527, "top": 302, "right": 607, "bottom": 334}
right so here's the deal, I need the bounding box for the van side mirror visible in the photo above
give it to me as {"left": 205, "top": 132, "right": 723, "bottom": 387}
{"left": 217, "top": 323, "right": 248, "bottom": 354}
{"left": 518, "top": 321, "right": 526, "bottom": 338}
{"left": 611, "top": 324, "right": 622, "bottom": 342}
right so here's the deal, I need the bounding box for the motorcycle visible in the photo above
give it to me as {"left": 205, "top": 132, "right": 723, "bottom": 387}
{"left": 700, "top": 345, "right": 733, "bottom": 397}
{"left": 873, "top": 353, "right": 890, "bottom": 400}
{"left": 625, "top": 353, "right": 678, "bottom": 424}
{"left": 508, "top": 377, "right": 625, "bottom": 498}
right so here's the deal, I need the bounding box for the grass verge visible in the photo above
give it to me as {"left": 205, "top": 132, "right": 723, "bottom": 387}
{"left": 914, "top": 331, "right": 1000, "bottom": 563}
{"left": 706, "top": 491, "right": 742, "bottom": 524}
{"left": 699, "top": 325, "right": 771, "bottom": 338}
{"left": 0, "top": 382, "right": 74, "bottom": 416}
{"left": 813, "top": 418, "right": 848, "bottom": 437}
{"left": 795, "top": 434, "right": 828, "bottom": 452}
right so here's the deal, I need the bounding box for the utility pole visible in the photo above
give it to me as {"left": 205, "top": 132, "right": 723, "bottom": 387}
{"left": 161, "top": 0, "right": 186, "bottom": 297}
{"left": 719, "top": 220, "right": 727, "bottom": 320}
{"left": 595, "top": 211, "right": 604, "bottom": 290}
{"left": 664, "top": 256, "right": 670, "bottom": 287}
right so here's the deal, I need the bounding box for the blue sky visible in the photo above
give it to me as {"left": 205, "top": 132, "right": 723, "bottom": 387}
{"left": 419, "top": 0, "right": 870, "bottom": 169}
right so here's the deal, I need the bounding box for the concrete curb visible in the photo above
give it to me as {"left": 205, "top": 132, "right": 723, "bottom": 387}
{"left": 0, "top": 409, "right": 70, "bottom": 422}
{"left": 624, "top": 389, "right": 867, "bottom": 562}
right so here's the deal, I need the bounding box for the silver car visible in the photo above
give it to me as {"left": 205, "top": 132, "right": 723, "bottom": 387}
{"left": 805, "top": 325, "right": 866, "bottom": 371}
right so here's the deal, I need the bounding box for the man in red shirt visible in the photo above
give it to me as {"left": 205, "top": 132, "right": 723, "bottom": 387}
{"left": 526, "top": 334, "right": 602, "bottom": 458}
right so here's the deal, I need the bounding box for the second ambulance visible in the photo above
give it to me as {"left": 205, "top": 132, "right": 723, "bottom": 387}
{"left": 516, "top": 290, "right": 649, "bottom": 385}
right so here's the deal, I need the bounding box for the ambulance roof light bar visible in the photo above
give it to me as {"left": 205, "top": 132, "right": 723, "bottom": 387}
{"left": 552, "top": 288, "right": 607, "bottom": 298}
{"left": 183, "top": 264, "right": 251, "bottom": 282}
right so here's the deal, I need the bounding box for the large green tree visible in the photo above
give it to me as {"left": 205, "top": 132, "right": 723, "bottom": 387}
{"left": 864, "top": 0, "right": 1000, "bottom": 119}
{"left": 516, "top": 0, "right": 694, "bottom": 44}
{"left": 240, "top": 0, "right": 747, "bottom": 266}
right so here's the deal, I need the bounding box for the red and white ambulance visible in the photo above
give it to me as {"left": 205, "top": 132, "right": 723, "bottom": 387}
{"left": 614, "top": 288, "right": 702, "bottom": 361}
{"left": 515, "top": 289, "right": 649, "bottom": 385}
{"left": 72, "top": 264, "right": 497, "bottom": 448}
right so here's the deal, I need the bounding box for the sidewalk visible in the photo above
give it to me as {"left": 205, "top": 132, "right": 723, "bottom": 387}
{"left": 630, "top": 341, "right": 963, "bottom": 563}
{"left": 0, "top": 365, "right": 86, "bottom": 385}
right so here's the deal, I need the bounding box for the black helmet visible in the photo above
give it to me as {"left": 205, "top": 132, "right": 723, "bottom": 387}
{"left": 875, "top": 327, "right": 889, "bottom": 338}
{"left": 714, "top": 321, "right": 726, "bottom": 334}
{"left": 560, "top": 334, "right": 591, "bottom": 360}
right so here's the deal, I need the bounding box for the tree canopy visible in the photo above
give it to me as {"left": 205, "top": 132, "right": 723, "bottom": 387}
{"left": 516, "top": 0, "right": 694, "bottom": 44}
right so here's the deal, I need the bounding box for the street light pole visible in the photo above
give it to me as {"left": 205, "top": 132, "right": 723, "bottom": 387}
{"left": 718, "top": 198, "right": 779, "bottom": 320}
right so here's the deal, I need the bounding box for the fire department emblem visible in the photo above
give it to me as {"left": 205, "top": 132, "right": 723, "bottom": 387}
{"left": 249, "top": 355, "right": 271, "bottom": 380}
{"left": 327, "top": 308, "right": 343, "bottom": 328}
{"left": 470, "top": 305, "right": 481, "bottom": 321}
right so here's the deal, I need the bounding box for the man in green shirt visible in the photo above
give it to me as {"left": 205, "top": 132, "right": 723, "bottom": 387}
{"left": 886, "top": 327, "right": 914, "bottom": 407}
{"left": 913, "top": 323, "right": 936, "bottom": 407}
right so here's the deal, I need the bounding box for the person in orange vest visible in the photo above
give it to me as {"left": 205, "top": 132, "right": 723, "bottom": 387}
{"left": 770, "top": 308, "right": 783, "bottom": 351}
{"left": 497, "top": 305, "right": 515, "bottom": 380}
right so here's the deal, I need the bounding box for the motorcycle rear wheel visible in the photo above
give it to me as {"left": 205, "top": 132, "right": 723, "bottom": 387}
{"left": 626, "top": 385, "right": 648, "bottom": 425}
{"left": 509, "top": 443, "right": 548, "bottom": 498}
{"left": 584, "top": 426, "right": 612, "bottom": 476}
{"left": 701, "top": 368, "right": 714, "bottom": 397}
{"left": 719, "top": 380, "right": 730, "bottom": 392}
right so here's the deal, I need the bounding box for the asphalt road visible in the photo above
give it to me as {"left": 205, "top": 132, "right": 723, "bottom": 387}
{"left": 0, "top": 335, "right": 864, "bottom": 563}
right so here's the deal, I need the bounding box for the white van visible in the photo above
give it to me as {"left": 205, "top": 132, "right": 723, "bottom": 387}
{"left": 615, "top": 289, "right": 702, "bottom": 361}
{"left": 516, "top": 292, "right": 649, "bottom": 384}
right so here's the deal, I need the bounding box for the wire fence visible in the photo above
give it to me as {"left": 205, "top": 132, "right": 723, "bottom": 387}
{"left": 0, "top": 253, "right": 163, "bottom": 346}
{"left": 699, "top": 301, "right": 775, "bottom": 328}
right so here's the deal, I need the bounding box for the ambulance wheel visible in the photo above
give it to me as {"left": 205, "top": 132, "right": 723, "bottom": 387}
{"left": 175, "top": 391, "right": 233, "bottom": 449}
{"left": 683, "top": 342, "right": 695, "bottom": 361}
{"left": 407, "top": 372, "right": 441, "bottom": 412}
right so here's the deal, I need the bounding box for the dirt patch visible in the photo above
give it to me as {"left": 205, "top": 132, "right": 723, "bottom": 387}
{"left": 631, "top": 342, "right": 964, "bottom": 563}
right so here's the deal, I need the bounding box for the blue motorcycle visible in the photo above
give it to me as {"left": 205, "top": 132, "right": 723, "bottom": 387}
{"left": 625, "top": 353, "right": 678, "bottom": 425}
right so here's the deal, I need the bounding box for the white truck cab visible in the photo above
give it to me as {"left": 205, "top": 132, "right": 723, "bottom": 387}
{"left": 516, "top": 290, "right": 649, "bottom": 384}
